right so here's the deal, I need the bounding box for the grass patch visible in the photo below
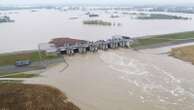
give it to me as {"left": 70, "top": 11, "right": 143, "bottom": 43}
{"left": 0, "top": 51, "right": 59, "bottom": 66}
{"left": 0, "top": 72, "right": 16, "bottom": 76}
{"left": 0, "top": 73, "right": 39, "bottom": 78}
{"left": 0, "top": 80, "right": 22, "bottom": 84}
{"left": 0, "top": 84, "right": 80, "bottom": 110}
{"left": 170, "top": 45, "right": 194, "bottom": 64}
{"left": 131, "top": 31, "right": 194, "bottom": 49}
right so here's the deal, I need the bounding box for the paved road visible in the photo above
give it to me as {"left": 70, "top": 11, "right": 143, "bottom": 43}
{"left": 0, "top": 58, "right": 64, "bottom": 74}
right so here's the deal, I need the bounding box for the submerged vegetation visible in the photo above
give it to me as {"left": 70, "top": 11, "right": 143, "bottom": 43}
{"left": 149, "top": 7, "right": 194, "bottom": 14}
{"left": 0, "top": 16, "right": 14, "bottom": 23}
{"left": 83, "top": 20, "right": 112, "bottom": 26}
{"left": 137, "top": 14, "right": 190, "bottom": 20}
{"left": 170, "top": 45, "right": 194, "bottom": 65}
{"left": 131, "top": 31, "right": 194, "bottom": 49}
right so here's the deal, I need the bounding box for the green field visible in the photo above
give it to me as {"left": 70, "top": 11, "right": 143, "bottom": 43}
{"left": 0, "top": 51, "right": 59, "bottom": 66}
{"left": 131, "top": 31, "right": 194, "bottom": 49}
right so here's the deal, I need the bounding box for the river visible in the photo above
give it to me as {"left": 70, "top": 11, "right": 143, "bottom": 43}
{"left": 24, "top": 45, "right": 194, "bottom": 110}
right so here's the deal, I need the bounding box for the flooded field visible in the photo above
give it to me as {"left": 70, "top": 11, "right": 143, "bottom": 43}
{"left": 24, "top": 46, "right": 194, "bottom": 110}
{"left": 0, "top": 9, "right": 194, "bottom": 52}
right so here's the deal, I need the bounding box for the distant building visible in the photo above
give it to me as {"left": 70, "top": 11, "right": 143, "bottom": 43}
{"left": 49, "top": 37, "right": 88, "bottom": 55}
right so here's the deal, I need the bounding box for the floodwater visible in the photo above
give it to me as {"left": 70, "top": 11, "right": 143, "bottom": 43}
{"left": 0, "top": 9, "right": 194, "bottom": 53}
{"left": 24, "top": 46, "right": 194, "bottom": 110}
{"left": 1, "top": 8, "right": 194, "bottom": 110}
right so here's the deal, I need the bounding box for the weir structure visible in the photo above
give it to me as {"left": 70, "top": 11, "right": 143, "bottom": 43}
{"left": 39, "top": 35, "right": 134, "bottom": 56}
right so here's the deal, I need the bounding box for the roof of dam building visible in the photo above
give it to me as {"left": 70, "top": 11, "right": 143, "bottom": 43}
{"left": 49, "top": 38, "right": 88, "bottom": 47}
{"left": 42, "top": 36, "right": 133, "bottom": 53}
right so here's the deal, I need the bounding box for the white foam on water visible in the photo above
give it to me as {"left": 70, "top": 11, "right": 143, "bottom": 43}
{"left": 99, "top": 51, "right": 194, "bottom": 110}
{"left": 99, "top": 51, "right": 148, "bottom": 76}
{"left": 140, "top": 96, "right": 145, "bottom": 100}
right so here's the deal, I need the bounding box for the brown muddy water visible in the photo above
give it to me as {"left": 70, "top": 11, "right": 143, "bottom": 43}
{"left": 24, "top": 46, "right": 194, "bottom": 110}
{"left": 1, "top": 8, "right": 194, "bottom": 110}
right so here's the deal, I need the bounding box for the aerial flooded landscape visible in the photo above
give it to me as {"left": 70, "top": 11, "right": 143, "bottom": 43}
{"left": 1, "top": 1, "right": 194, "bottom": 110}
{"left": 1, "top": 6, "right": 194, "bottom": 52}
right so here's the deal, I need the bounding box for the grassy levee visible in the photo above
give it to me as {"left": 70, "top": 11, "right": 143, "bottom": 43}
{"left": 170, "top": 45, "right": 194, "bottom": 65}
{"left": 0, "top": 51, "right": 59, "bottom": 66}
{"left": 0, "top": 80, "right": 22, "bottom": 84}
{"left": 0, "top": 72, "right": 39, "bottom": 78}
{"left": 131, "top": 31, "right": 194, "bottom": 49}
{"left": 0, "top": 84, "right": 80, "bottom": 110}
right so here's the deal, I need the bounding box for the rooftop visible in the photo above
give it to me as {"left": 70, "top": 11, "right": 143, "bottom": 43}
{"left": 49, "top": 37, "right": 88, "bottom": 47}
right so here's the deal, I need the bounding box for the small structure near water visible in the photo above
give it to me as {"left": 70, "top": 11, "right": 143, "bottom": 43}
{"left": 40, "top": 36, "right": 134, "bottom": 56}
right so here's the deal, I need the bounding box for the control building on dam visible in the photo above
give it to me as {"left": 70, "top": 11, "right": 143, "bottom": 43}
{"left": 39, "top": 35, "right": 134, "bottom": 56}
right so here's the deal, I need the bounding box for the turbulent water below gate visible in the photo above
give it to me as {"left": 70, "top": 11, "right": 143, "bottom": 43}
{"left": 24, "top": 46, "right": 194, "bottom": 110}
{"left": 1, "top": 9, "right": 194, "bottom": 53}
{"left": 99, "top": 50, "right": 194, "bottom": 110}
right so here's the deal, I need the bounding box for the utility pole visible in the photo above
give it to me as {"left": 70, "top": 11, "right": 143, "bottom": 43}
{"left": 38, "top": 44, "right": 46, "bottom": 68}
